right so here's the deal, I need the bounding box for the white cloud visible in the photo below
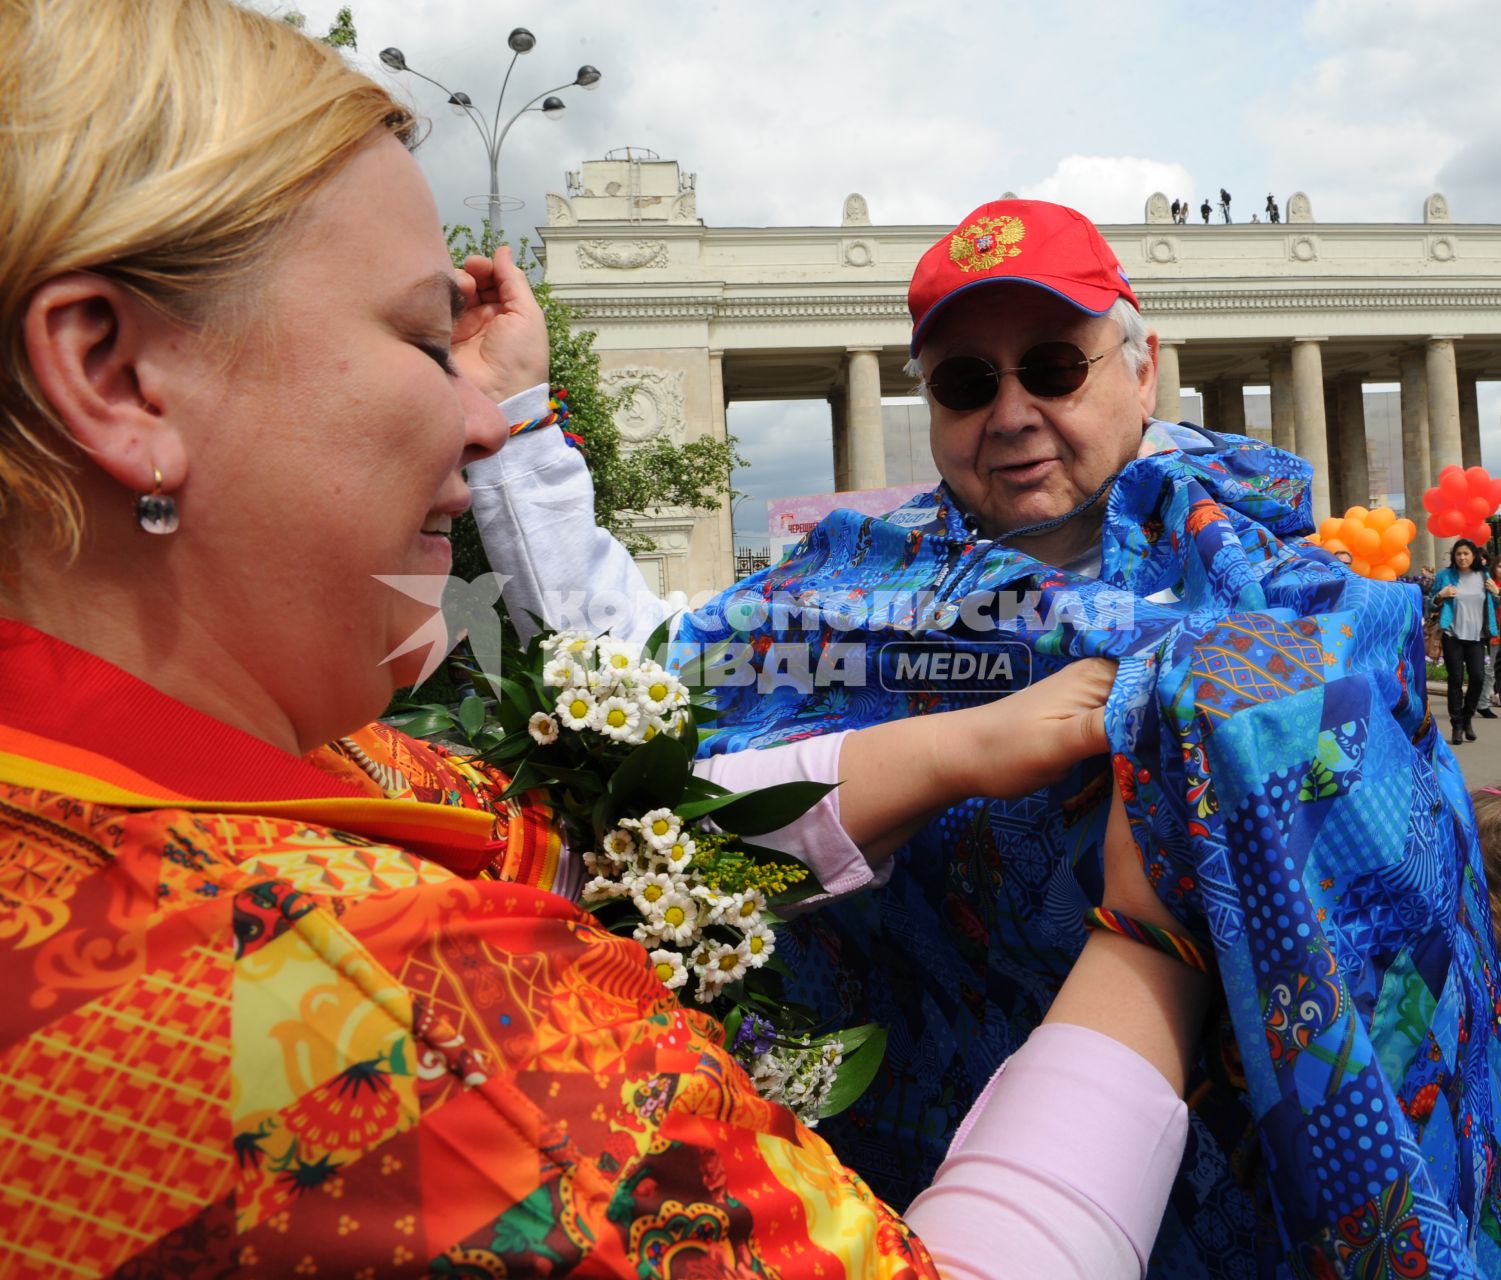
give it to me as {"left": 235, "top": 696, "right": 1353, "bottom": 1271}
{"left": 1020, "top": 156, "right": 1198, "bottom": 225}
{"left": 1251, "top": 0, "right": 1501, "bottom": 221}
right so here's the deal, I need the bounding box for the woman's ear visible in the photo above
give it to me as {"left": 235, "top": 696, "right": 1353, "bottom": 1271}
{"left": 22, "top": 274, "right": 187, "bottom": 495}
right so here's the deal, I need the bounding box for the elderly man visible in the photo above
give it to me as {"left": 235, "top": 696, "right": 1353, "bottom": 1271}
{"left": 472, "top": 201, "right": 1501, "bottom": 1279}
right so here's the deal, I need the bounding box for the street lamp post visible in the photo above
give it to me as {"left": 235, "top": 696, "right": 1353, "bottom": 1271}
{"left": 379, "top": 31, "right": 600, "bottom": 237}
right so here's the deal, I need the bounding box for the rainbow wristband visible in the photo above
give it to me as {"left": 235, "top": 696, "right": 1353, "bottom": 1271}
{"left": 507, "top": 387, "right": 571, "bottom": 438}
{"left": 1082, "top": 906, "right": 1212, "bottom": 973}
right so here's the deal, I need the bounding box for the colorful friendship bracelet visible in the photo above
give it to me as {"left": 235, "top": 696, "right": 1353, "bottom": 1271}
{"left": 507, "top": 387, "right": 572, "bottom": 438}
{"left": 1081, "top": 906, "right": 1212, "bottom": 974}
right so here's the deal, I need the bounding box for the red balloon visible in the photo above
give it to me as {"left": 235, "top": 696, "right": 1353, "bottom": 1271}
{"left": 1488, "top": 478, "right": 1501, "bottom": 507}
{"left": 1422, "top": 488, "right": 1446, "bottom": 514}
{"left": 1468, "top": 524, "right": 1494, "bottom": 545}
{"left": 1440, "top": 468, "right": 1470, "bottom": 501}
{"left": 1466, "top": 465, "right": 1493, "bottom": 494}
{"left": 1429, "top": 509, "right": 1464, "bottom": 537}
{"left": 1465, "top": 494, "right": 1495, "bottom": 524}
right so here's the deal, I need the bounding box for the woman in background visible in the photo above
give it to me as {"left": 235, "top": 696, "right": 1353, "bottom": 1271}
{"left": 1431, "top": 538, "right": 1499, "bottom": 743}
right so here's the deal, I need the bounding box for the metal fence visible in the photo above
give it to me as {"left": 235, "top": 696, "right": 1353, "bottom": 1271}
{"left": 734, "top": 544, "right": 771, "bottom": 577}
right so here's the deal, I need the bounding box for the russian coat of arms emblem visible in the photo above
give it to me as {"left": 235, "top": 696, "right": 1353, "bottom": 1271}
{"left": 948, "top": 215, "right": 1026, "bottom": 272}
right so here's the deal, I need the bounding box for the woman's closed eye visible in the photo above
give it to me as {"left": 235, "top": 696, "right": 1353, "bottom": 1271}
{"left": 418, "top": 341, "right": 460, "bottom": 377}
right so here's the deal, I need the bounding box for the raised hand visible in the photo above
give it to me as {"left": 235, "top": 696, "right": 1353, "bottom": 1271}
{"left": 451, "top": 246, "right": 549, "bottom": 403}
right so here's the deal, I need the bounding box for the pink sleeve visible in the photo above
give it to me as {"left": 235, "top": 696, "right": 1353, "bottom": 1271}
{"left": 904, "top": 1023, "right": 1188, "bottom": 1280}
{"left": 692, "top": 732, "right": 892, "bottom": 903}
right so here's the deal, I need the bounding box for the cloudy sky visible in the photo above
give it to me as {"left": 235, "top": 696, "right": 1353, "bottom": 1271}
{"left": 276, "top": 0, "right": 1501, "bottom": 539}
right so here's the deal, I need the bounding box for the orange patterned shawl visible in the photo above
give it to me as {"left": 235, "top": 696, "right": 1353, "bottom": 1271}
{"left": 0, "top": 619, "right": 935, "bottom": 1279}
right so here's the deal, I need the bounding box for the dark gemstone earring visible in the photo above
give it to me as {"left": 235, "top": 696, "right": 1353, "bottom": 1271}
{"left": 135, "top": 465, "right": 179, "bottom": 535}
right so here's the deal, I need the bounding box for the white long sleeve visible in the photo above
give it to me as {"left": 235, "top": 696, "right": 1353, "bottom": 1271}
{"left": 467, "top": 387, "right": 683, "bottom": 648}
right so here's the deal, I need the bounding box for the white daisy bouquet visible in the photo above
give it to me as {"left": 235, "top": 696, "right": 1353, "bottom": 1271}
{"left": 391, "top": 622, "right": 887, "bottom": 1127}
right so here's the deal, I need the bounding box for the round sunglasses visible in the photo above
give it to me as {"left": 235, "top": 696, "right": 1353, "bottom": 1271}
{"left": 924, "top": 339, "right": 1128, "bottom": 411}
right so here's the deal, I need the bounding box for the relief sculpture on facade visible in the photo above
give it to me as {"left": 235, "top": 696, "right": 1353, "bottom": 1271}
{"left": 577, "top": 240, "right": 670, "bottom": 270}
{"left": 600, "top": 366, "right": 687, "bottom": 445}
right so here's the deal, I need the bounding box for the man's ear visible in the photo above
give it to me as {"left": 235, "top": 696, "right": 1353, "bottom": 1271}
{"left": 22, "top": 274, "right": 188, "bottom": 496}
{"left": 1137, "top": 330, "right": 1161, "bottom": 419}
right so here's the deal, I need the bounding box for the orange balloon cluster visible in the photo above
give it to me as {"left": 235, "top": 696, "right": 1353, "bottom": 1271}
{"left": 1307, "top": 506, "right": 1416, "bottom": 580}
{"left": 1421, "top": 464, "right": 1501, "bottom": 544}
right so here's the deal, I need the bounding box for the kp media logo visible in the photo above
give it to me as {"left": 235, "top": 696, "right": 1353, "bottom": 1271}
{"left": 876, "top": 641, "right": 1032, "bottom": 694}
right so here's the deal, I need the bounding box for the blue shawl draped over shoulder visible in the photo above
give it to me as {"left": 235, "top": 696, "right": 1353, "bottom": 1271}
{"left": 673, "top": 426, "right": 1501, "bottom": 1279}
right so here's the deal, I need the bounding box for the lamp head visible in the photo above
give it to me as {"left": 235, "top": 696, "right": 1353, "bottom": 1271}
{"left": 448, "top": 91, "right": 473, "bottom": 106}
{"left": 541, "top": 96, "right": 566, "bottom": 119}
{"left": 576, "top": 64, "right": 602, "bottom": 89}
{"left": 378, "top": 47, "right": 406, "bottom": 71}
{"left": 507, "top": 27, "right": 536, "bottom": 53}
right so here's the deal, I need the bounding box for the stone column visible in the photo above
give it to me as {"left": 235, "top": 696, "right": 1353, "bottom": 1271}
{"left": 1198, "top": 380, "right": 1222, "bottom": 430}
{"left": 1214, "top": 377, "right": 1247, "bottom": 435}
{"left": 846, "top": 348, "right": 887, "bottom": 491}
{"left": 1324, "top": 380, "right": 1345, "bottom": 512}
{"left": 1291, "top": 339, "right": 1332, "bottom": 523}
{"left": 1335, "top": 373, "right": 1370, "bottom": 511}
{"left": 1426, "top": 338, "right": 1464, "bottom": 480}
{"left": 1269, "top": 349, "right": 1297, "bottom": 453}
{"left": 830, "top": 387, "right": 850, "bottom": 492}
{"left": 1460, "top": 370, "right": 1481, "bottom": 470}
{"left": 1400, "top": 347, "right": 1435, "bottom": 573}
{"left": 709, "top": 351, "right": 734, "bottom": 583}
{"left": 1154, "top": 340, "right": 1183, "bottom": 422}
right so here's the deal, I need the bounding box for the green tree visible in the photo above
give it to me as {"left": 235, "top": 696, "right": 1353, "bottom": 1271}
{"left": 281, "top": 6, "right": 357, "bottom": 48}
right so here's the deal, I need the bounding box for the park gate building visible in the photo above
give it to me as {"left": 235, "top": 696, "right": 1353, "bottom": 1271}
{"left": 537, "top": 153, "right": 1501, "bottom": 594}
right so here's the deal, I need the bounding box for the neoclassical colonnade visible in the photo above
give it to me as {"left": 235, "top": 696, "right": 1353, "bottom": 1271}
{"left": 539, "top": 160, "right": 1501, "bottom": 592}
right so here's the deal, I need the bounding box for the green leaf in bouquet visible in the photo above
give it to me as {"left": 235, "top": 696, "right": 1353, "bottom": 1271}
{"left": 534, "top": 763, "right": 606, "bottom": 797}
{"left": 481, "top": 735, "right": 532, "bottom": 765}
{"left": 496, "top": 759, "right": 552, "bottom": 802}
{"left": 721, "top": 1004, "right": 745, "bottom": 1050}
{"left": 386, "top": 705, "right": 459, "bottom": 739}
{"left": 687, "top": 699, "right": 724, "bottom": 724}
{"left": 675, "top": 638, "right": 732, "bottom": 692}
{"left": 590, "top": 790, "right": 616, "bottom": 841}
{"left": 458, "top": 694, "right": 488, "bottom": 740}
{"left": 606, "top": 731, "right": 690, "bottom": 812}
{"left": 473, "top": 673, "right": 535, "bottom": 731}
{"left": 680, "top": 775, "right": 732, "bottom": 805}
{"left": 761, "top": 952, "right": 795, "bottom": 980}
{"left": 523, "top": 670, "right": 551, "bottom": 706}
{"left": 675, "top": 781, "right": 837, "bottom": 835}
{"left": 640, "top": 613, "right": 679, "bottom": 671}
{"left": 818, "top": 1024, "right": 888, "bottom": 1119}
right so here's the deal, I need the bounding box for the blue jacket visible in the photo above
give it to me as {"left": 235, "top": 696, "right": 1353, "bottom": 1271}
{"left": 1429, "top": 563, "right": 1498, "bottom": 638}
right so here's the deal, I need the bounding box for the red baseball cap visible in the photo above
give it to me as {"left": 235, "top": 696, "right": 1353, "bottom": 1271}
{"left": 908, "top": 199, "right": 1140, "bottom": 356}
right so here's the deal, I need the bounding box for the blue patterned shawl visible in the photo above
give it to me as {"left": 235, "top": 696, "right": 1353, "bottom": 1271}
{"left": 674, "top": 427, "right": 1501, "bottom": 1279}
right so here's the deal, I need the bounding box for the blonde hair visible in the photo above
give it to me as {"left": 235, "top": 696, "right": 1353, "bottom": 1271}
{"left": 1470, "top": 787, "right": 1501, "bottom": 951}
{"left": 0, "top": 0, "right": 417, "bottom": 560}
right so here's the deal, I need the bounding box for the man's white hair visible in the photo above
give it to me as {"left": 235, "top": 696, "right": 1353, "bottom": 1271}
{"left": 904, "top": 296, "right": 1152, "bottom": 393}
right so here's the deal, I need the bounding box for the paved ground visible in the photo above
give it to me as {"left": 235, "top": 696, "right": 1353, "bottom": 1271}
{"left": 1430, "top": 687, "right": 1501, "bottom": 789}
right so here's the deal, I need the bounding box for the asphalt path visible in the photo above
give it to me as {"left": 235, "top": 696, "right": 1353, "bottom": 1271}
{"left": 1430, "top": 685, "right": 1501, "bottom": 790}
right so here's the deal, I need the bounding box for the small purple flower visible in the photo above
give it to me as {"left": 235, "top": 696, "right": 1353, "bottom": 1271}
{"left": 732, "top": 1012, "right": 778, "bottom": 1057}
